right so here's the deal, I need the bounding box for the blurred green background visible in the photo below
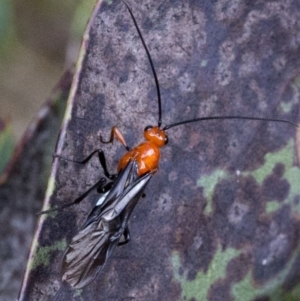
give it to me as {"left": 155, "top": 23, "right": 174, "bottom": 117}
{"left": 0, "top": 0, "right": 96, "bottom": 142}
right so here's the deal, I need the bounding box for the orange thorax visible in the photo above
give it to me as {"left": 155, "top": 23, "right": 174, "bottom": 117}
{"left": 118, "top": 141, "right": 160, "bottom": 176}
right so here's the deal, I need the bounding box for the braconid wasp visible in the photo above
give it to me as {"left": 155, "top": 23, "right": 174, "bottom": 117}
{"left": 39, "top": 1, "right": 298, "bottom": 300}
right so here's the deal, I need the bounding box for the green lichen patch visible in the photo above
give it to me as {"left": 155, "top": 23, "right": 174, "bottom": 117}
{"left": 246, "top": 139, "right": 300, "bottom": 214}
{"left": 248, "top": 139, "right": 294, "bottom": 185}
{"left": 0, "top": 122, "right": 14, "bottom": 174}
{"left": 197, "top": 169, "right": 228, "bottom": 214}
{"left": 232, "top": 243, "right": 300, "bottom": 301}
{"left": 32, "top": 239, "right": 67, "bottom": 270}
{"left": 172, "top": 246, "right": 240, "bottom": 300}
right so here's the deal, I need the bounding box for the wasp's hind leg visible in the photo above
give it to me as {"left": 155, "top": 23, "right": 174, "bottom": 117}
{"left": 117, "top": 227, "right": 131, "bottom": 246}
{"left": 38, "top": 177, "right": 110, "bottom": 215}
{"left": 39, "top": 149, "right": 117, "bottom": 215}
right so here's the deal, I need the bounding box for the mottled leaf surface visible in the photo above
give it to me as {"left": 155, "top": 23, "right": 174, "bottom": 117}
{"left": 20, "top": 0, "right": 300, "bottom": 300}
{"left": 0, "top": 119, "right": 14, "bottom": 175}
{"left": 0, "top": 70, "right": 72, "bottom": 301}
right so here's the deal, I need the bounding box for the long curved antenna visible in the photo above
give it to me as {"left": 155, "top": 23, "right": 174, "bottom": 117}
{"left": 163, "top": 115, "right": 298, "bottom": 130}
{"left": 122, "top": 1, "right": 163, "bottom": 127}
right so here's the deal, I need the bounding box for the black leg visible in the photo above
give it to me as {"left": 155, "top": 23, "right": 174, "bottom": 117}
{"left": 97, "top": 181, "right": 114, "bottom": 193}
{"left": 40, "top": 150, "right": 117, "bottom": 215}
{"left": 96, "top": 150, "right": 117, "bottom": 180}
{"left": 118, "top": 227, "right": 131, "bottom": 246}
{"left": 38, "top": 177, "right": 108, "bottom": 215}
{"left": 54, "top": 149, "right": 117, "bottom": 180}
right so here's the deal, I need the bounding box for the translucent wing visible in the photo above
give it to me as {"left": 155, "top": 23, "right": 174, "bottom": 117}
{"left": 61, "top": 161, "right": 152, "bottom": 289}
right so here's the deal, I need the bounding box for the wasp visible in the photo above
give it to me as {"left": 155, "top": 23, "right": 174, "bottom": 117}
{"left": 41, "top": 1, "right": 298, "bottom": 299}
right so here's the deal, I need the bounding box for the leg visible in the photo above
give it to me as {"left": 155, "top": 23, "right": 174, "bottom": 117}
{"left": 97, "top": 180, "right": 114, "bottom": 194}
{"left": 100, "top": 126, "right": 131, "bottom": 151}
{"left": 54, "top": 149, "right": 116, "bottom": 180}
{"left": 38, "top": 177, "right": 109, "bottom": 215}
{"left": 118, "top": 227, "right": 131, "bottom": 246}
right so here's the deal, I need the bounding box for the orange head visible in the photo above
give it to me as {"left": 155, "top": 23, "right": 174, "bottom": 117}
{"left": 144, "top": 126, "right": 168, "bottom": 147}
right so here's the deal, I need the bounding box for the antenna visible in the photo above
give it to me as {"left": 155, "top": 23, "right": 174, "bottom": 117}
{"left": 123, "top": 1, "right": 163, "bottom": 127}
{"left": 163, "top": 115, "right": 298, "bottom": 130}
{"left": 123, "top": 1, "right": 298, "bottom": 131}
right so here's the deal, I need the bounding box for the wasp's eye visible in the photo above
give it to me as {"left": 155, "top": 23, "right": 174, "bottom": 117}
{"left": 164, "top": 135, "right": 169, "bottom": 145}
{"left": 144, "top": 125, "right": 153, "bottom": 132}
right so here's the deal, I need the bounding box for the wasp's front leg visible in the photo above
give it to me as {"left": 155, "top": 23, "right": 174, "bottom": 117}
{"left": 100, "top": 126, "right": 131, "bottom": 151}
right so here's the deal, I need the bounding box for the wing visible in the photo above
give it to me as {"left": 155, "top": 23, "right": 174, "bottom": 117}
{"left": 82, "top": 160, "right": 140, "bottom": 228}
{"left": 61, "top": 160, "right": 152, "bottom": 289}
{"left": 61, "top": 219, "right": 117, "bottom": 289}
